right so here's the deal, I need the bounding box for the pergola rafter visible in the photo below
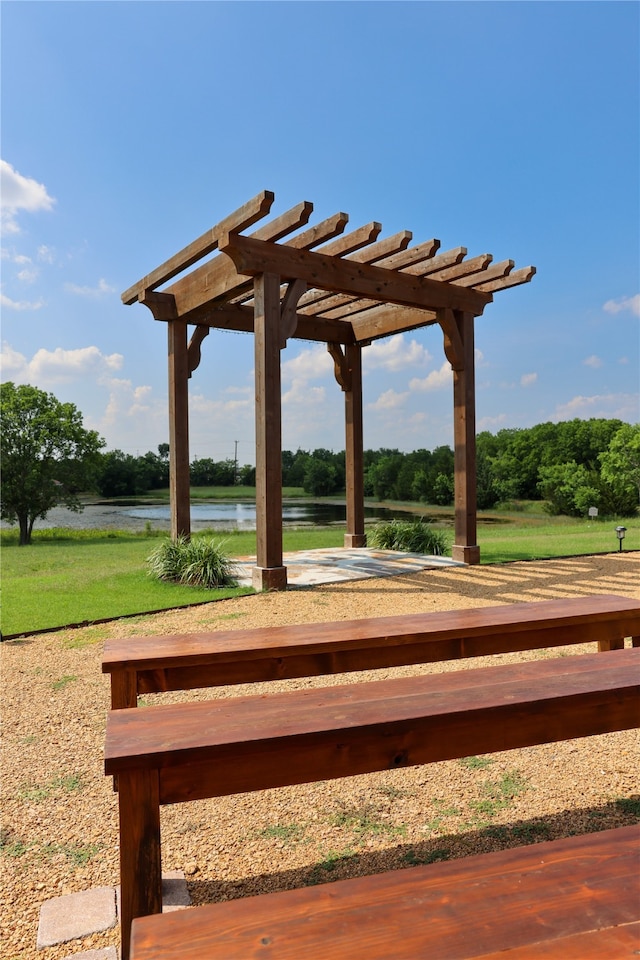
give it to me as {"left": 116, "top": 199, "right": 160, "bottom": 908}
{"left": 123, "top": 191, "right": 535, "bottom": 589}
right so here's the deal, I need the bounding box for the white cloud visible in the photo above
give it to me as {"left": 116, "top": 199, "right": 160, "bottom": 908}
{"left": 281, "top": 344, "right": 333, "bottom": 383}
{"left": 64, "top": 278, "right": 116, "bottom": 298}
{"left": 0, "top": 342, "right": 30, "bottom": 378}
{"left": 552, "top": 393, "right": 640, "bottom": 423}
{"left": 1, "top": 249, "right": 32, "bottom": 265}
{"left": 520, "top": 372, "right": 538, "bottom": 386}
{"left": 364, "top": 334, "right": 431, "bottom": 372}
{"left": 96, "top": 377, "right": 167, "bottom": 446}
{"left": 366, "top": 388, "right": 408, "bottom": 411}
{"left": 129, "top": 385, "right": 153, "bottom": 415}
{"left": 477, "top": 413, "right": 508, "bottom": 431}
{"left": 1, "top": 342, "right": 124, "bottom": 385}
{"left": 190, "top": 392, "right": 252, "bottom": 416}
{"left": 603, "top": 294, "right": 640, "bottom": 317}
{"left": 37, "top": 245, "right": 55, "bottom": 264}
{"left": 0, "top": 160, "right": 55, "bottom": 234}
{"left": 475, "top": 348, "right": 487, "bottom": 367}
{"left": 17, "top": 267, "right": 38, "bottom": 284}
{"left": 409, "top": 361, "right": 452, "bottom": 392}
{"left": 282, "top": 379, "right": 327, "bottom": 406}
{"left": 584, "top": 355, "right": 603, "bottom": 369}
{"left": 0, "top": 341, "right": 173, "bottom": 452}
{"left": 225, "top": 385, "right": 252, "bottom": 396}
{"left": 0, "top": 292, "right": 44, "bottom": 311}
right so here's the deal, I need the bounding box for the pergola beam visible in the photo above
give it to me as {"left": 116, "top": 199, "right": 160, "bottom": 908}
{"left": 296, "top": 230, "right": 413, "bottom": 313}
{"left": 474, "top": 265, "right": 537, "bottom": 293}
{"left": 298, "top": 238, "right": 442, "bottom": 318}
{"left": 351, "top": 304, "right": 438, "bottom": 343}
{"left": 402, "top": 246, "right": 467, "bottom": 277}
{"left": 164, "top": 203, "right": 330, "bottom": 315}
{"left": 317, "top": 221, "right": 382, "bottom": 257}
{"left": 178, "top": 302, "right": 356, "bottom": 344}
{"left": 122, "top": 190, "right": 275, "bottom": 305}
{"left": 454, "top": 259, "right": 513, "bottom": 288}
{"left": 285, "top": 212, "right": 350, "bottom": 250}
{"left": 219, "top": 233, "right": 492, "bottom": 316}
{"left": 427, "top": 253, "right": 493, "bottom": 284}
{"left": 250, "top": 201, "right": 314, "bottom": 243}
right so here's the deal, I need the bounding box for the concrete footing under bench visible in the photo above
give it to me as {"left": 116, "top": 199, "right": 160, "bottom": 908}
{"left": 37, "top": 871, "right": 190, "bottom": 955}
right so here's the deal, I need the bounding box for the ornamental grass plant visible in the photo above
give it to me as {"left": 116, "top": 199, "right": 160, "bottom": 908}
{"left": 147, "top": 535, "right": 239, "bottom": 588}
{"left": 368, "top": 518, "right": 450, "bottom": 555}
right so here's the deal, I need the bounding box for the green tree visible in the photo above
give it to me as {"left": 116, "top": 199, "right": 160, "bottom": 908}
{"left": 599, "top": 423, "right": 640, "bottom": 507}
{"left": 1, "top": 382, "right": 105, "bottom": 544}
{"left": 431, "top": 472, "right": 454, "bottom": 506}
{"left": 95, "top": 449, "right": 160, "bottom": 497}
{"left": 238, "top": 463, "right": 256, "bottom": 485}
{"left": 538, "top": 462, "right": 600, "bottom": 517}
{"left": 303, "top": 458, "right": 337, "bottom": 496}
{"left": 366, "top": 453, "right": 404, "bottom": 500}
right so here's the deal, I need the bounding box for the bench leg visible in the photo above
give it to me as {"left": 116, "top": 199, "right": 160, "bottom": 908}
{"left": 598, "top": 637, "right": 626, "bottom": 651}
{"left": 111, "top": 670, "right": 138, "bottom": 710}
{"left": 118, "top": 768, "right": 162, "bottom": 960}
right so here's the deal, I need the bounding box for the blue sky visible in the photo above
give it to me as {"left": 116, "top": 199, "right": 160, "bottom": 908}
{"left": 2, "top": 1, "right": 638, "bottom": 466}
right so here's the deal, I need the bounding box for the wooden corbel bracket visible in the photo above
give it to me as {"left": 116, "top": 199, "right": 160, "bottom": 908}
{"left": 328, "top": 343, "right": 352, "bottom": 392}
{"left": 280, "top": 279, "right": 307, "bottom": 349}
{"left": 438, "top": 308, "right": 464, "bottom": 371}
{"left": 187, "top": 326, "right": 210, "bottom": 378}
{"left": 139, "top": 290, "right": 178, "bottom": 322}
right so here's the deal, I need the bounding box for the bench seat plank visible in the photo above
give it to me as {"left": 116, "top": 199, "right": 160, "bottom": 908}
{"left": 102, "top": 594, "right": 640, "bottom": 707}
{"left": 105, "top": 648, "right": 640, "bottom": 805}
{"left": 475, "top": 923, "right": 640, "bottom": 958}
{"left": 130, "top": 825, "right": 640, "bottom": 959}
{"left": 111, "top": 649, "right": 640, "bottom": 958}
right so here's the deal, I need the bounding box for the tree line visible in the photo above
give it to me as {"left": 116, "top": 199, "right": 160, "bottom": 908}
{"left": 1, "top": 382, "right": 638, "bottom": 544}
{"left": 93, "top": 417, "right": 639, "bottom": 518}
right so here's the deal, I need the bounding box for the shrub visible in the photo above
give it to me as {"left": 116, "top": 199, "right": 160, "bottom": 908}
{"left": 147, "top": 535, "right": 238, "bottom": 588}
{"left": 368, "top": 518, "right": 449, "bottom": 555}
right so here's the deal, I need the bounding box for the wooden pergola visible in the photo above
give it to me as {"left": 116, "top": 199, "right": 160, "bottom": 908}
{"left": 122, "top": 191, "right": 535, "bottom": 590}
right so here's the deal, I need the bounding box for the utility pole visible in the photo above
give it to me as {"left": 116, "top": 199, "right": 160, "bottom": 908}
{"left": 234, "top": 440, "right": 239, "bottom": 485}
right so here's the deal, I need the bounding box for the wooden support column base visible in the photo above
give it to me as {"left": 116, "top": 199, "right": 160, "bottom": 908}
{"left": 452, "top": 544, "right": 481, "bottom": 564}
{"left": 344, "top": 533, "right": 367, "bottom": 548}
{"left": 252, "top": 566, "right": 288, "bottom": 591}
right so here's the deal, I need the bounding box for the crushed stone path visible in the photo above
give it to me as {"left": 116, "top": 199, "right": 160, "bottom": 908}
{"left": 2, "top": 551, "right": 639, "bottom": 959}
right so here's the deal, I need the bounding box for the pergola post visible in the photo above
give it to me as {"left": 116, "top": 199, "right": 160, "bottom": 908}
{"left": 168, "top": 319, "right": 191, "bottom": 540}
{"left": 253, "top": 272, "right": 287, "bottom": 590}
{"left": 344, "top": 344, "right": 366, "bottom": 548}
{"left": 451, "top": 310, "right": 480, "bottom": 564}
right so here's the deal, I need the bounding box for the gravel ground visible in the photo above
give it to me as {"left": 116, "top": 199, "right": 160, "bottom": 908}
{"left": 2, "top": 552, "right": 639, "bottom": 960}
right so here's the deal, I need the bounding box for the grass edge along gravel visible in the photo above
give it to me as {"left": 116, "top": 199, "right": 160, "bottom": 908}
{"left": 1, "top": 512, "right": 638, "bottom": 637}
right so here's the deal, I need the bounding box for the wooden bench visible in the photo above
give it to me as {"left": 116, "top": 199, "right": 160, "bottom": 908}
{"left": 129, "top": 823, "right": 640, "bottom": 959}
{"left": 104, "top": 646, "right": 640, "bottom": 958}
{"left": 102, "top": 594, "right": 640, "bottom": 708}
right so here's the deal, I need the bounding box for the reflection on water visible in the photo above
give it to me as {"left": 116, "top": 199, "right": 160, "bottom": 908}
{"left": 14, "top": 500, "right": 452, "bottom": 533}
{"left": 124, "top": 501, "right": 423, "bottom": 529}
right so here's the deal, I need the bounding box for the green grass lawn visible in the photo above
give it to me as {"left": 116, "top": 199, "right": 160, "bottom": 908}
{"left": 1, "top": 508, "right": 637, "bottom": 637}
{"left": 0, "top": 526, "right": 345, "bottom": 637}
{"left": 478, "top": 517, "right": 638, "bottom": 563}
{"left": 0, "top": 534, "right": 252, "bottom": 636}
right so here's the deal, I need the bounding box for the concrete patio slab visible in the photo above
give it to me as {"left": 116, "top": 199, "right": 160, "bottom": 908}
{"left": 37, "top": 886, "right": 116, "bottom": 949}
{"left": 38, "top": 872, "right": 190, "bottom": 950}
{"left": 234, "top": 547, "right": 463, "bottom": 587}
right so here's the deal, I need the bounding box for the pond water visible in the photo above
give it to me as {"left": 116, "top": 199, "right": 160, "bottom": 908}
{"left": 15, "top": 500, "right": 437, "bottom": 533}
{"left": 123, "top": 501, "right": 426, "bottom": 530}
